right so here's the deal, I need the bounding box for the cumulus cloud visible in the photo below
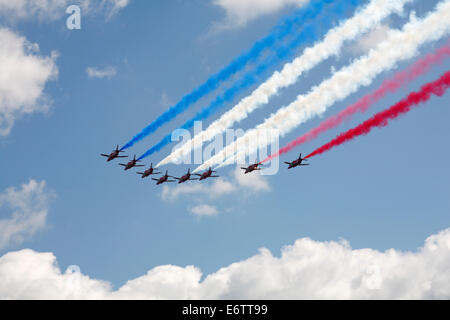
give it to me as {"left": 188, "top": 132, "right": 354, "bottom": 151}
{"left": 0, "top": 180, "right": 55, "bottom": 250}
{"left": 86, "top": 66, "right": 117, "bottom": 79}
{"left": 0, "top": 249, "right": 111, "bottom": 299}
{"left": 161, "top": 178, "right": 236, "bottom": 202}
{"left": 233, "top": 166, "right": 271, "bottom": 192}
{"left": 0, "top": 0, "right": 131, "bottom": 22}
{"left": 190, "top": 204, "right": 219, "bottom": 217}
{"left": 160, "top": 167, "right": 270, "bottom": 216}
{"left": 213, "top": 0, "right": 309, "bottom": 29}
{"left": 0, "top": 28, "right": 58, "bottom": 136}
{"left": 1, "top": 228, "right": 450, "bottom": 299}
{"left": 351, "top": 24, "right": 392, "bottom": 54}
{"left": 161, "top": 167, "right": 269, "bottom": 200}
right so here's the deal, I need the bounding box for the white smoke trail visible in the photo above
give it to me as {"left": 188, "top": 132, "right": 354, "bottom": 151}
{"left": 158, "top": 0, "right": 414, "bottom": 167}
{"left": 195, "top": 0, "right": 450, "bottom": 172}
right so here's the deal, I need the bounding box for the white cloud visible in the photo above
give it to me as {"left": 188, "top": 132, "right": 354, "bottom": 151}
{"left": 160, "top": 178, "right": 234, "bottom": 217}
{"left": 233, "top": 166, "right": 271, "bottom": 192}
{"left": 160, "top": 167, "right": 269, "bottom": 215}
{"left": 0, "top": 0, "right": 72, "bottom": 21}
{"left": 0, "top": 0, "right": 131, "bottom": 22}
{"left": 351, "top": 24, "right": 392, "bottom": 54}
{"left": 105, "top": 0, "right": 131, "bottom": 18}
{"left": 0, "top": 180, "right": 55, "bottom": 250}
{"left": 190, "top": 204, "right": 219, "bottom": 217}
{"left": 211, "top": 178, "right": 236, "bottom": 195}
{"left": 161, "top": 177, "right": 236, "bottom": 202}
{"left": 0, "top": 249, "right": 111, "bottom": 299}
{"left": 1, "top": 228, "right": 450, "bottom": 299}
{"left": 213, "top": 0, "right": 309, "bottom": 29}
{"left": 0, "top": 28, "right": 58, "bottom": 136}
{"left": 86, "top": 66, "right": 117, "bottom": 79}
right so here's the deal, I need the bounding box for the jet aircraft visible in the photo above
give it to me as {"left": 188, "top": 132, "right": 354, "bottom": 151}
{"left": 152, "top": 170, "right": 176, "bottom": 185}
{"left": 101, "top": 145, "right": 127, "bottom": 162}
{"left": 284, "top": 153, "right": 309, "bottom": 169}
{"left": 241, "top": 162, "right": 265, "bottom": 174}
{"left": 172, "top": 168, "right": 198, "bottom": 184}
{"left": 194, "top": 168, "right": 219, "bottom": 180}
{"left": 136, "top": 163, "right": 160, "bottom": 178}
{"left": 119, "top": 155, "right": 145, "bottom": 171}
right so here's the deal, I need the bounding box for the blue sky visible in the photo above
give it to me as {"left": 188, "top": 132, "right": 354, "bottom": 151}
{"left": 0, "top": 0, "right": 449, "bottom": 298}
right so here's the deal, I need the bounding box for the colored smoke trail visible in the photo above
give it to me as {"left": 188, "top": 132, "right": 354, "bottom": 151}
{"left": 120, "top": 0, "right": 341, "bottom": 151}
{"left": 158, "top": 0, "right": 413, "bottom": 167}
{"left": 304, "top": 71, "right": 450, "bottom": 159}
{"left": 262, "top": 42, "right": 450, "bottom": 163}
{"left": 138, "top": 0, "right": 361, "bottom": 160}
{"left": 196, "top": 0, "right": 450, "bottom": 172}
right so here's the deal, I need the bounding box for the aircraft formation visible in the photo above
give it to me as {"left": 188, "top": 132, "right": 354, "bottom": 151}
{"left": 101, "top": 145, "right": 309, "bottom": 185}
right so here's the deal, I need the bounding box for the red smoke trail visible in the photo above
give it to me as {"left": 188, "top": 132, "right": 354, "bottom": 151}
{"left": 261, "top": 43, "right": 450, "bottom": 163}
{"left": 303, "top": 70, "right": 450, "bottom": 159}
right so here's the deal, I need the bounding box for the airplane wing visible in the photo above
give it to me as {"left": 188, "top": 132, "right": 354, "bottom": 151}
{"left": 101, "top": 154, "right": 109, "bottom": 157}
{"left": 193, "top": 173, "right": 202, "bottom": 176}
{"left": 151, "top": 178, "right": 159, "bottom": 181}
{"left": 284, "top": 162, "right": 292, "bottom": 165}
{"left": 119, "top": 164, "right": 127, "bottom": 166}
{"left": 210, "top": 175, "right": 220, "bottom": 178}
{"left": 166, "top": 180, "right": 176, "bottom": 182}
{"left": 171, "top": 177, "right": 181, "bottom": 180}
{"left": 117, "top": 156, "right": 128, "bottom": 158}
{"left": 300, "top": 163, "right": 310, "bottom": 166}
{"left": 136, "top": 172, "right": 144, "bottom": 175}
{"left": 189, "top": 178, "right": 199, "bottom": 181}
{"left": 240, "top": 167, "right": 248, "bottom": 170}
{"left": 135, "top": 165, "right": 145, "bottom": 167}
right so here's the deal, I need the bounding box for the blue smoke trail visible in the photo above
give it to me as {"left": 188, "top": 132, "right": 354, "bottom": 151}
{"left": 122, "top": 0, "right": 339, "bottom": 150}
{"left": 138, "top": 0, "right": 361, "bottom": 160}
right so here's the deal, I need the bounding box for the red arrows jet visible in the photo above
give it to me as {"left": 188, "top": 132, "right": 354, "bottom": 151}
{"left": 136, "top": 163, "right": 161, "bottom": 178}
{"left": 241, "top": 162, "right": 265, "bottom": 174}
{"left": 101, "top": 145, "right": 127, "bottom": 162}
{"left": 194, "top": 167, "right": 219, "bottom": 181}
{"left": 284, "top": 153, "right": 309, "bottom": 169}
{"left": 172, "top": 168, "right": 198, "bottom": 184}
{"left": 119, "top": 155, "right": 145, "bottom": 171}
{"left": 152, "top": 170, "right": 176, "bottom": 185}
